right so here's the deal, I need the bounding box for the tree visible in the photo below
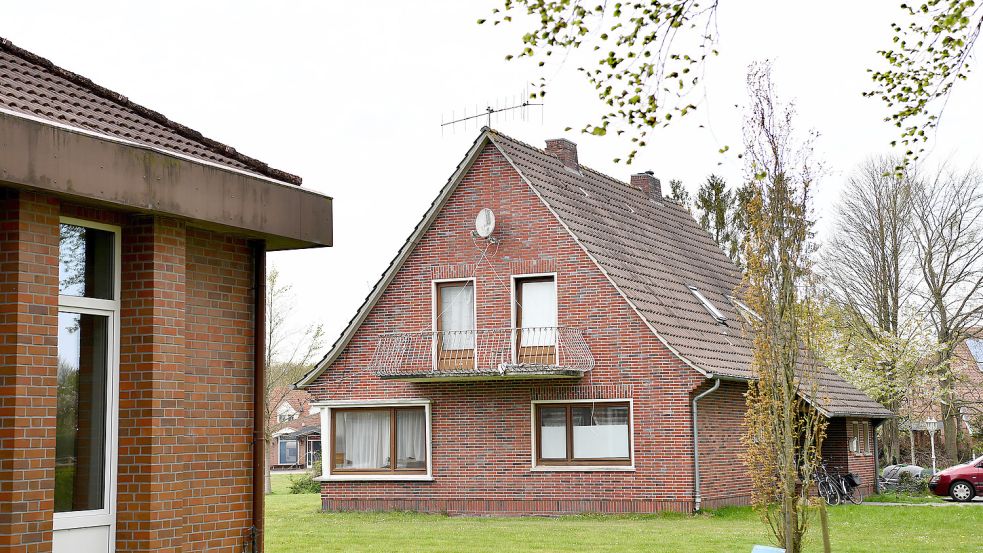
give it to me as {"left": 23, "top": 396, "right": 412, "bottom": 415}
{"left": 695, "top": 174, "right": 734, "bottom": 255}
{"left": 821, "top": 156, "right": 917, "bottom": 462}
{"left": 264, "top": 267, "right": 325, "bottom": 494}
{"left": 868, "top": 2, "right": 983, "bottom": 164}
{"left": 482, "top": 2, "right": 979, "bottom": 164}
{"left": 740, "top": 61, "right": 828, "bottom": 553}
{"left": 909, "top": 164, "right": 983, "bottom": 462}
{"left": 666, "top": 178, "right": 692, "bottom": 211}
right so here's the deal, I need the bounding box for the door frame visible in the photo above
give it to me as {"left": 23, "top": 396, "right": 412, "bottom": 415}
{"left": 53, "top": 217, "right": 121, "bottom": 550}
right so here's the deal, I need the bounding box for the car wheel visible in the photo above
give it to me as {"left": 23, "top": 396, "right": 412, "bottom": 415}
{"left": 949, "top": 481, "right": 975, "bottom": 502}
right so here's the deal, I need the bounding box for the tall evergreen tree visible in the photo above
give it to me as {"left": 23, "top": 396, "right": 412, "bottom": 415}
{"left": 695, "top": 174, "right": 734, "bottom": 254}
{"left": 666, "top": 178, "right": 692, "bottom": 211}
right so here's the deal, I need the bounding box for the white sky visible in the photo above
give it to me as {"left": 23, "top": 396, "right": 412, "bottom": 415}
{"left": 5, "top": 1, "right": 983, "bottom": 351}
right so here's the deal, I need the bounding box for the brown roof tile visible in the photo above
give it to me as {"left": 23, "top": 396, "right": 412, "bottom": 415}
{"left": 487, "top": 129, "right": 892, "bottom": 419}
{"left": 0, "top": 36, "right": 301, "bottom": 184}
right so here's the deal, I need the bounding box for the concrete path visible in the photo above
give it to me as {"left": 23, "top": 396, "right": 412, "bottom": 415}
{"left": 865, "top": 498, "right": 982, "bottom": 507}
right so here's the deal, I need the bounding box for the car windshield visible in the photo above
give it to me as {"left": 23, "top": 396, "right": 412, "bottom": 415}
{"left": 974, "top": 455, "right": 983, "bottom": 466}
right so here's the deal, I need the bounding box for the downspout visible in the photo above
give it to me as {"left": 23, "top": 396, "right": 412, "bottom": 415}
{"left": 873, "top": 418, "right": 883, "bottom": 494}
{"left": 251, "top": 240, "right": 267, "bottom": 553}
{"left": 692, "top": 377, "right": 721, "bottom": 512}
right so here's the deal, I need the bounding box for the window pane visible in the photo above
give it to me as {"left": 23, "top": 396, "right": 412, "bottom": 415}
{"left": 59, "top": 224, "right": 114, "bottom": 299}
{"left": 571, "top": 404, "right": 629, "bottom": 459}
{"left": 439, "top": 283, "right": 474, "bottom": 350}
{"left": 396, "top": 408, "right": 426, "bottom": 469}
{"left": 334, "top": 410, "right": 391, "bottom": 470}
{"left": 279, "top": 439, "right": 298, "bottom": 464}
{"left": 539, "top": 407, "right": 567, "bottom": 459}
{"left": 56, "top": 312, "right": 109, "bottom": 512}
{"left": 519, "top": 280, "right": 556, "bottom": 346}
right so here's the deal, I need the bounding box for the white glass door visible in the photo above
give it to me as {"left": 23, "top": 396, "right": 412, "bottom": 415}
{"left": 54, "top": 219, "right": 120, "bottom": 553}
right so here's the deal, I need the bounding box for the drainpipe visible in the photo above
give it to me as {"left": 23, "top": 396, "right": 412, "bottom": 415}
{"left": 692, "top": 377, "right": 720, "bottom": 512}
{"left": 873, "top": 419, "right": 883, "bottom": 494}
{"left": 251, "top": 240, "right": 267, "bottom": 553}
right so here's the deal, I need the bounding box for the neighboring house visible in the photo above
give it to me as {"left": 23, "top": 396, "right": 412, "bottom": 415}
{"left": 0, "top": 38, "right": 332, "bottom": 553}
{"left": 296, "top": 128, "right": 889, "bottom": 515}
{"left": 907, "top": 330, "right": 983, "bottom": 460}
{"left": 268, "top": 388, "right": 323, "bottom": 470}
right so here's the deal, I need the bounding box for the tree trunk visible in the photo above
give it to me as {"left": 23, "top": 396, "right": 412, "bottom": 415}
{"left": 264, "top": 439, "right": 273, "bottom": 495}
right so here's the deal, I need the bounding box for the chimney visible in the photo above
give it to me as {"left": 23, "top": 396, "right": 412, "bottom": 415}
{"left": 631, "top": 171, "right": 662, "bottom": 201}
{"left": 545, "top": 138, "right": 579, "bottom": 171}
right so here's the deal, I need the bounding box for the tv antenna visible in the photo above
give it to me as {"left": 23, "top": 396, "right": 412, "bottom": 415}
{"left": 441, "top": 90, "right": 543, "bottom": 135}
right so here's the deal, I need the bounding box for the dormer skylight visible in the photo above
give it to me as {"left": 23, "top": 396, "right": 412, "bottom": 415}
{"left": 688, "top": 285, "right": 727, "bottom": 324}
{"left": 727, "top": 295, "right": 762, "bottom": 323}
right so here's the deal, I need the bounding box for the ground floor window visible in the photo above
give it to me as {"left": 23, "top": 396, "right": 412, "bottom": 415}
{"left": 331, "top": 406, "right": 428, "bottom": 475}
{"left": 279, "top": 439, "right": 298, "bottom": 465}
{"left": 534, "top": 401, "right": 632, "bottom": 467}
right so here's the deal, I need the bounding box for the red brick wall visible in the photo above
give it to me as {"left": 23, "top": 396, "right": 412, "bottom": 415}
{"left": 696, "top": 380, "right": 752, "bottom": 508}
{"left": 308, "top": 145, "right": 709, "bottom": 514}
{"left": 0, "top": 191, "right": 258, "bottom": 553}
{"left": 0, "top": 190, "right": 60, "bottom": 552}
{"left": 182, "top": 228, "right": 255, "bottom": 551}
{"left": 823, "top": 418, "right": 876, "bottom": 497}
{"left": 117, "top": 215, "right": 189, "bottom": 553}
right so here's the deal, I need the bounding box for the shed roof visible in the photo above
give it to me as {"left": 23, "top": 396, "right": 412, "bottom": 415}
{"left": 0, "top": 36, "right": 300, "bottom": 185}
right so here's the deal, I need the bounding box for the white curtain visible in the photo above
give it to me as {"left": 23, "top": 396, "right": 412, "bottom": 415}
{"left": 440, "top": 283, "right": 474, "bottom": 349}
{"left": 396, "top": 409, "right": 426, "bottom": 467}
{"left": 520, "top": 280, "right": 556, "bottom": 346}
{"left": 540, "top": 407, "right": 567, "bottom": 458}
{"left": 337, "top": 411, "right": 390, "bottom": 469}
{"left": 572, "top": 405, "right": 629, "bottom": 459}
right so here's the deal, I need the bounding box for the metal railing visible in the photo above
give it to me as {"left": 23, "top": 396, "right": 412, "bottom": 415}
{"left": 368, "top": 327, "right": 594, "bottom": 378}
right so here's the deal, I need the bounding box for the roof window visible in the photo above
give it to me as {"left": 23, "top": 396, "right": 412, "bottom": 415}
{"left": 727, "top": 295, "right": 762, "bottom": 323}
{"left": 688, "top": 286, "right": 727, "bottom": 324}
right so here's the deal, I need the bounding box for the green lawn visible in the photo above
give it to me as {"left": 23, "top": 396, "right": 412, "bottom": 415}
{"left": 266, "top": 475, "right": 976, "bottom": 552}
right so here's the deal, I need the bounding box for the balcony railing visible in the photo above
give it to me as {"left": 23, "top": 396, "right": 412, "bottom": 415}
{"left": 368, "top": 327, "right": 594, "bottom": 379}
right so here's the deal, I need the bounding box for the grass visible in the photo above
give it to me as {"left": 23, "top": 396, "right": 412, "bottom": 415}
{"left": 265, "top": 475, "right": 976, "bottom": 552}
{"left": 868, "top": 491, "right": 946, "bottom": 504}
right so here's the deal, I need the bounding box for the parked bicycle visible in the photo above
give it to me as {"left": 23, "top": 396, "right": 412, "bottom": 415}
{"left": 831, "top": 465, "right": 864, "bottom": 505}
{"left": 814, "top": 460, "right": 840, "bottom": 505}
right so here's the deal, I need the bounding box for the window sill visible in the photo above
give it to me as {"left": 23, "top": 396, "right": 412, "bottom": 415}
{"left": 318, "top": 474, "right": 434, "bottom": 482}
{"left": 531, "top": 465, "right": 636, "bottom": 473}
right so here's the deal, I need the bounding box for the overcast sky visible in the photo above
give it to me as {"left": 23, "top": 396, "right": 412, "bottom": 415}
{"left": 5, "top": 1, "right": 983, "bottom": 351}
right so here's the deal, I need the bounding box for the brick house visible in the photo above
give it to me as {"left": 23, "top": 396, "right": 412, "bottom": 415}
{"left": 296, "top": 128, "right": 890, "bottom": 515}
{"left": 267, "top": 388, "right": 322, "bottom": 471}
{"left": 906, "top": 331, "right": 983, "bottom": 462}
{"left": 0, "top": 38, "right": 332, "bottom": 553}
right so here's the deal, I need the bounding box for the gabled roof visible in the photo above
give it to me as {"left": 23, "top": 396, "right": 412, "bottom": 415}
{"left": 297, "top": 128, "right": 891, "bottom": 418}
{"left": 0, "top": 36, "right": 300, "bottom": 184}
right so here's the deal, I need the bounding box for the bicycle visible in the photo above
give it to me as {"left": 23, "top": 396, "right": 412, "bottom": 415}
{"left": 814, "top": 461, "right": 841, "bottom": 505}
{"left": 831, "top": 465, "right": 864, "bottom": 505}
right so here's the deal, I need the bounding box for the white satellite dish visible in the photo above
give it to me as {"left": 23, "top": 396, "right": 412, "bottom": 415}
{"left": 475, "top": 208, "right": 496, "bottom": 238}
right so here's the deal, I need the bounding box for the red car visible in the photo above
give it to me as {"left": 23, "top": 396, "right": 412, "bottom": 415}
{"left": 929, "top": 454, "right": 983, "bottom": 502}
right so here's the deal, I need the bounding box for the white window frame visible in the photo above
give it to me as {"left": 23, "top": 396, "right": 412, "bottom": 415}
{"left": 688, "top": 285, "right": 727, "bottom": 323}
{"left": 431, "top": 278, "right": 478, "bottom": 369}
{"left": 312, "top": 399, "right": 433, "bottom": 481}
{"left": 511, "top": 272, "right": 559, "bottom": 363}
{"left": 53, "top": 217, "right": 122, "bottom": 539}
{"left": 530, "top": 398, "right": 636, "bottom": 472}
{"left": 278, "top": 438, "right": 300, "bottom": 465}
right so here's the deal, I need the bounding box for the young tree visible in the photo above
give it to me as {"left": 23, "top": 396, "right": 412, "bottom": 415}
{"left": 821, "top": 156, "right": 917, "bottom": 462}
{"left": 695, "top": 174, "right": 734, "bottom": 252}
{"left": 667, "top": 178, "right": 693, "bottom": 211}
{"left": 909, "top": 165, "right": 983, "bottom": 462}
{"left": 740, "top": 61, "right": 827, "bottom": 553}
{"left": 264, "top": 267, "right": 325, "bottom": 494}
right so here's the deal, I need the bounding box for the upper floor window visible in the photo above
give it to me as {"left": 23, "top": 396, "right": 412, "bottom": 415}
{"left": 515, "top": 276, "right": 557, "bottom": 364}
{"left": 688, "top": 285, "right": 726, "bottom": 323}
{"left": 59, "top": 223, "right": 115, "bottom": 300}
{"left": 435, "top": 281, "right": 475, "bottom": 369}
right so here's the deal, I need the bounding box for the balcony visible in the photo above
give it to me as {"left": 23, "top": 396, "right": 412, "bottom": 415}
{"left": 368, "top": 327, "right": 594, "bottom": 380}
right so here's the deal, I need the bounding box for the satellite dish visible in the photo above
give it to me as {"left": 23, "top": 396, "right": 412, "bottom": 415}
{"left": 475, "top": 208, "right": 496, "bottom": 238}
